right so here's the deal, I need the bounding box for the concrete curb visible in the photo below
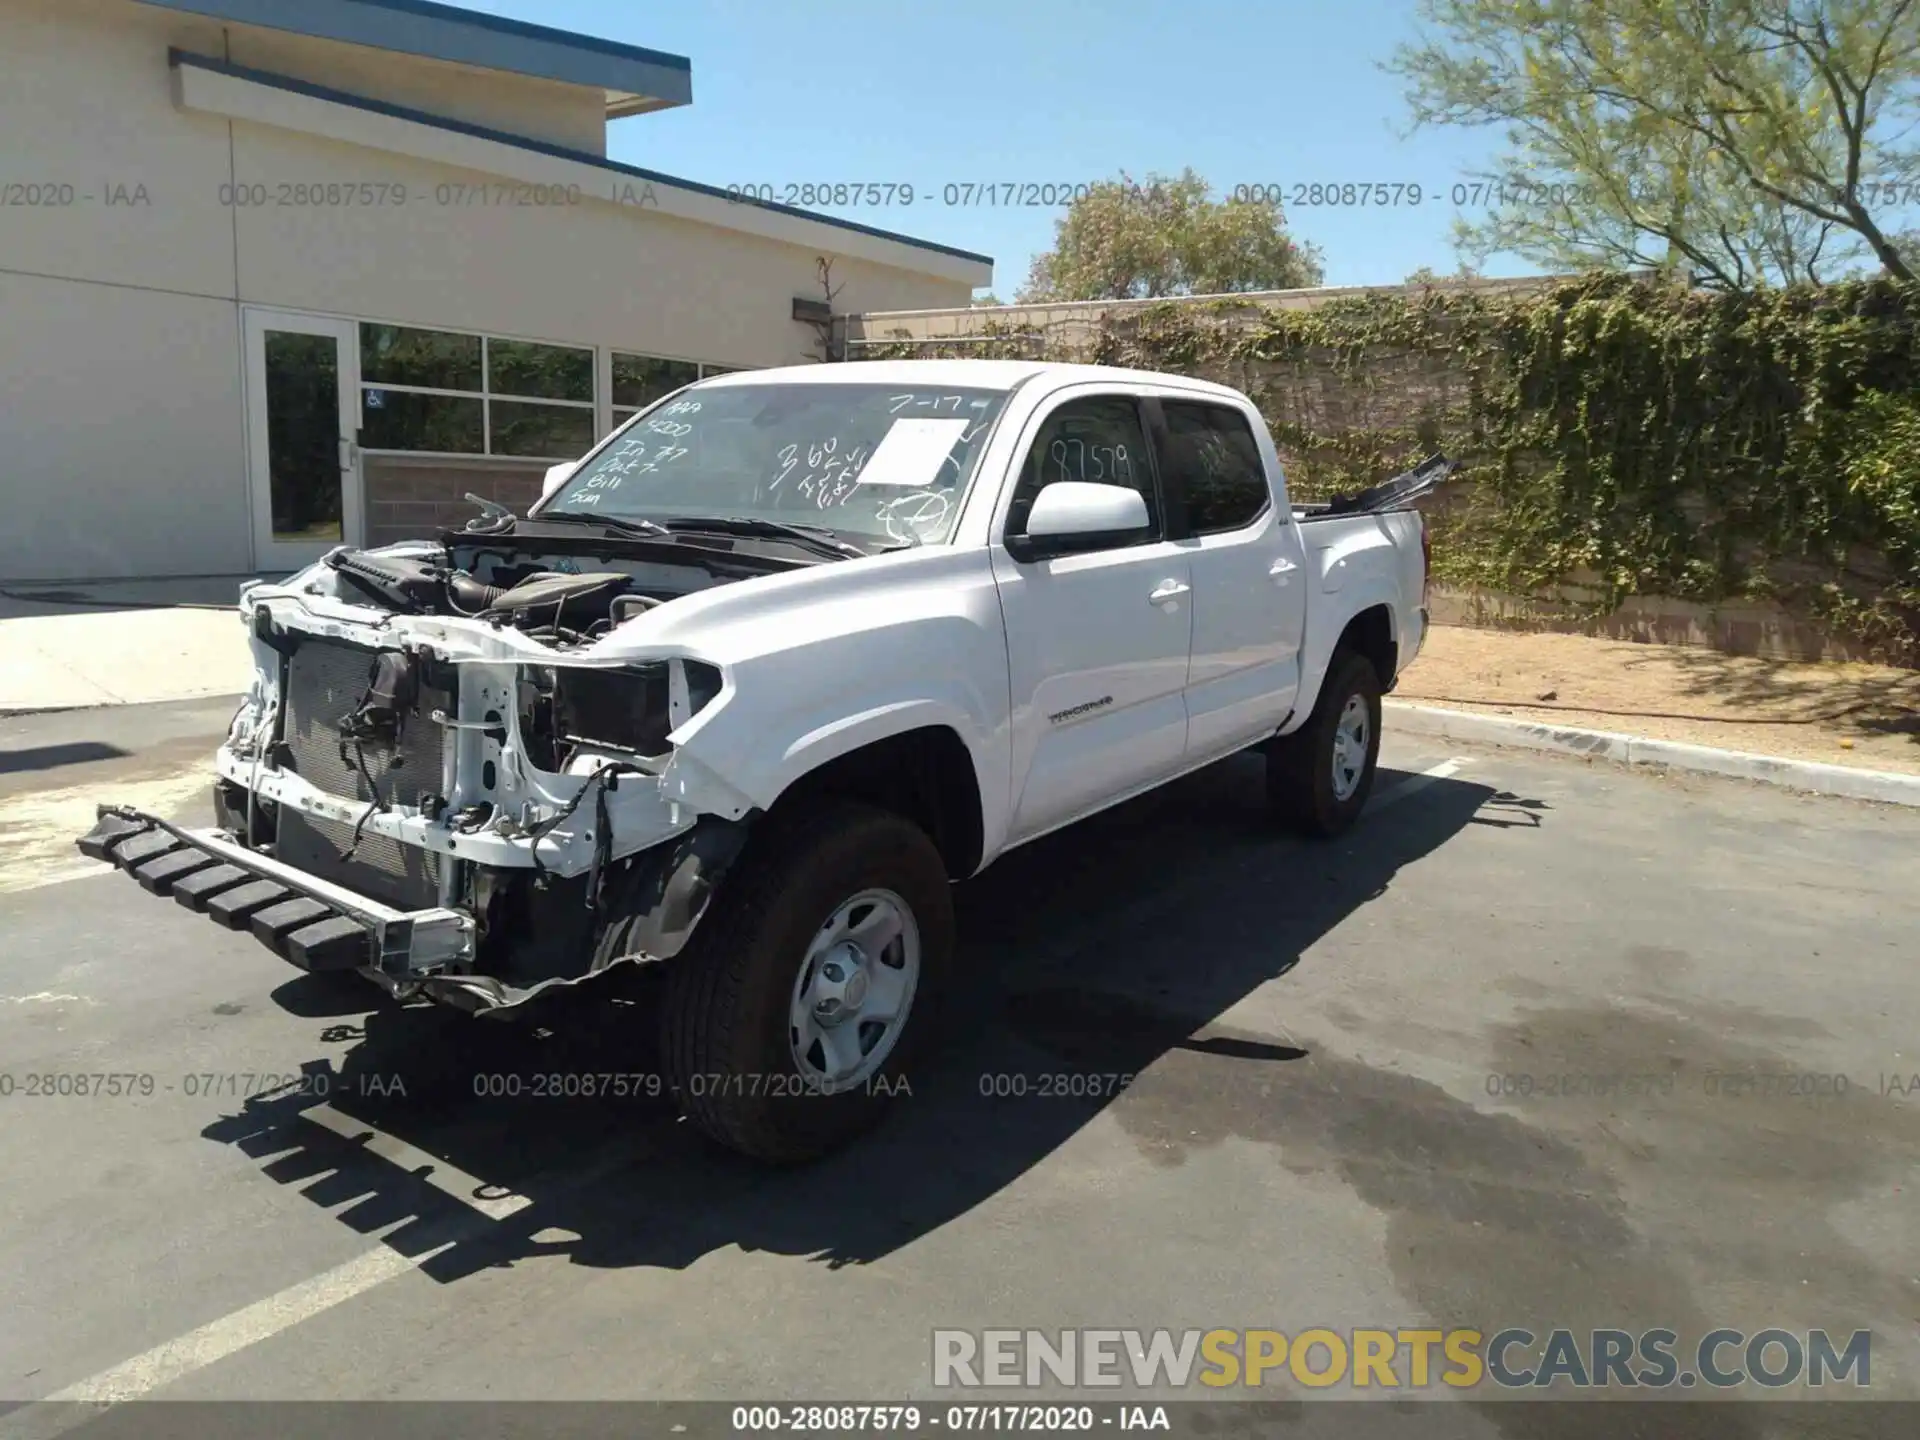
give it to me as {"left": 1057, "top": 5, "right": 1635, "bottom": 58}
{"left": 1385, "top": 701, "right": 1920, "bottom": 808}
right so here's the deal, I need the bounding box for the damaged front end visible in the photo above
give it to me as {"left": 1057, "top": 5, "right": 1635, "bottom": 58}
{"left": 79, "top": 538, "right": 762, "bottom": 1014}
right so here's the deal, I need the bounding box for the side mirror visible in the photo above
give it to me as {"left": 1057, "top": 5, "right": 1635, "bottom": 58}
{"left": 539, "top": 460, "right": 577, "bottom": 503}
{"left": 1009, "top": 482, "right": 1150, "bottom": 560}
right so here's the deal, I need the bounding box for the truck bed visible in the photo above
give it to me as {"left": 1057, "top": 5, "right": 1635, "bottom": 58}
{"left": 1292, "top": 454, "right": 1458, "bottom": 521}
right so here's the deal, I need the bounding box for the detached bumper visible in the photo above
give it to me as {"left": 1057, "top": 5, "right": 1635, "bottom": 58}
{"left": 76, "top": 806, "right": 475, "bottom": 975}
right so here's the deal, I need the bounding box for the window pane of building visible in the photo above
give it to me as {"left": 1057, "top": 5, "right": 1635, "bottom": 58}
{"left": 264, "top": 332, "right": 344, "bottom": 542}
{"left": 611, "top": 353, "right": 698, "bottom": 408}
{"left": 487, "top": 338, "right": 593, "bottom": 402}
{"left": 610, "top": 407, "right": 639, "bottom": 430}
{"left": 359, "top": 324, "right": 482, "bottom": 392}
{"left": 360, "top": 389, "right": 484, "bottom": 453}
{"left": 490, "top": 400, "right": 596, "bottom": 458}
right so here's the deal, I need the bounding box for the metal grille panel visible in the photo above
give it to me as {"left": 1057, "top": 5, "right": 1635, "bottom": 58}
{"left": 281, "top": 639, "right": 449, "bottom": 809}
{"left": 276, "top": 809, "right": 444, "bottom": 913}
{"left": 276, "top": 638, "right": 451, "bottom": 913}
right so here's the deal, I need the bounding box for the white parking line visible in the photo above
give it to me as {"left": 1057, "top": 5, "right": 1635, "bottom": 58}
{"left": 16, "top": 1133, "right": 644, "bottom": 1420}
{"left": 43, "top": 1242, "right": 441, "bottom": 1406}
{"left": 1368, "top": 756, "right": 1471, "bottom": 813}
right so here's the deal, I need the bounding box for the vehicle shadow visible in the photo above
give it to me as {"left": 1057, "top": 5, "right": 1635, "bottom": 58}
{"left": 208, "top": 751, "right": 1530, "bottom": 1284}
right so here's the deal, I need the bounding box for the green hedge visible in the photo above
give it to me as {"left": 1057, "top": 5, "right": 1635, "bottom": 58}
{"left": 862, "top": 275, "right": 1920, "bottom": 664}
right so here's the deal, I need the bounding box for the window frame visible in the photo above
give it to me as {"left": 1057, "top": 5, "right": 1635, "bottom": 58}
{"left": 1142, "top": 395, "right": 1276, "bottom": 540}
{"left": 607, "top": 357, "right": 750, "bottom": 431}
{"left": 357, "top": 320, "right": 596, "bottom": 462}
{"left": 607, "top": 351, "right": 703, "bottom": 431}
{"left": 999, "top": 390, "right": 1169, "bottom": 561}
{"left": 351, "top": 319, "right": 747, "bottom": 464}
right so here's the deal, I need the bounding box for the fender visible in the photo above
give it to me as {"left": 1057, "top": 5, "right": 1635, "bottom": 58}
{"left": 778, "top": 697, "right": 993, "bottom": 796}
{"left": 1288, "top": 583, "right": 1405, "bottom": 734}
{"left": 677, "top": 691, "right": 1008, "bottom": 845}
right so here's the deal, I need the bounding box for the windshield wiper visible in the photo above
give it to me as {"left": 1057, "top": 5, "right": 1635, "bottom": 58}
{"left": 532, "top": 511, "right": 670, "bottom": 538}
{"left": 653, "top": 516, "right": 865, "bottom": 559}
{"left": 461, "top": 492, "right": 516, "bottom": 534}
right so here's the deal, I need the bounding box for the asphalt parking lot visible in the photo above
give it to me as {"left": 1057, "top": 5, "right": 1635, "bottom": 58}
{"left": 1, "top": 698, "right": 1916, "bottom": 1438}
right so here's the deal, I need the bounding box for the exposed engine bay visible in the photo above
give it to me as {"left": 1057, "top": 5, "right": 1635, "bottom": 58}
{"left": 286, "top": 535, "right": 755, "bottom": 771}
{"left": 323, "top": 542, "right": 679, "bottom": 648}
{"left": 169, "top": 529, "right": 780, "bottom": 1011}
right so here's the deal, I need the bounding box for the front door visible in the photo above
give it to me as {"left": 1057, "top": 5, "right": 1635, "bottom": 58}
{"left": 993, "top": 392, "right": 1193, "bottom": 845}
{"left": 244, "top": 309, "right": 360, "bottom": 571}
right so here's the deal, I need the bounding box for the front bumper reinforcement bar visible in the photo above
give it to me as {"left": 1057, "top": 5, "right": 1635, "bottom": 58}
{"left": 76, "top": 805, "right": 475, "bottom": 975}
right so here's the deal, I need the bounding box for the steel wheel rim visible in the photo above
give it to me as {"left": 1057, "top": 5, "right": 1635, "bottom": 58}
{"left": 1330, "top": 693, "right": 1369, "bottom": 801}
{"left": 788, "top": 887, "right": 921, "bottom": 1094}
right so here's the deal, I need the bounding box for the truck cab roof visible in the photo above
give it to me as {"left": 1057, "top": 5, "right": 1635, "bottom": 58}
{"left": 692, "top": 358, "right": 1254, "bottom": 404}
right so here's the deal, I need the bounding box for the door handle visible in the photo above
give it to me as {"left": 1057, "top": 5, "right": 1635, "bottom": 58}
{"left": 1269, "top": 556, "right": 1298, "bottom": 586}
{"left": 338, "top": 437, "right": 358, "bottom": 471}
{"left": 1148, "top": 579, "right": 1190, "bottom": 606}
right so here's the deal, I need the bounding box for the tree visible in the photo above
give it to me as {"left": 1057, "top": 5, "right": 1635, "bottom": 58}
{"left": 972, "top": 292, "right": 1005, "bottom": 306}
{"left": 1017, "top": 169, "right": 1325, "bottom": 301}
{"left": 1405, "top": 260, "right": 1485, "bottom": 284}
{"left": 1389, "top": 0, "right": 1920, "bottom": 288}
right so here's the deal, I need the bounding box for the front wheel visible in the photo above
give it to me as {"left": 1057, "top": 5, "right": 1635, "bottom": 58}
{"left": 657, "top": 802, "right": 954, "bottom": 1163}
{"left": 1266, "top": 651, "right": 1383, "bottom": 838}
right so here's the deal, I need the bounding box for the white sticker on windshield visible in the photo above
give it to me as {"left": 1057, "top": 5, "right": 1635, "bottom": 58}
{"left": 854, "top": 418, "right": 972, "bottom": 486}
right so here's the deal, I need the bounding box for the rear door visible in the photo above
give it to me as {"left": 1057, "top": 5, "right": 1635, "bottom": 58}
{"left": 992, "top": 389, "right": 1193, "bottom": 844}
{"left": 1151, "top": 396, "right": 1308, "bottom": 763}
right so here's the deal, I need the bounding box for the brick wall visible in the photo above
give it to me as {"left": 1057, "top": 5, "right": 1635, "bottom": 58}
{"left": 362, "top": 456, "right": 552, "bottom": 548}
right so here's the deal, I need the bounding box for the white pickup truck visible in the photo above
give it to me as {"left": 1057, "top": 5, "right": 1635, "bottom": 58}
{"left": 81, "top": 360, "right": 1444, "bottom": 1161}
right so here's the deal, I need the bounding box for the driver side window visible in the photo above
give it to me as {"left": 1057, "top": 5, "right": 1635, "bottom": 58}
{"left": 1006, "top": 396, "right": 1161, "bottom": 543}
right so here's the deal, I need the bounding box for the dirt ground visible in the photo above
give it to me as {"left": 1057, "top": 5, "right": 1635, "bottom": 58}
{"left": 1398, "top": 625, "right": 1920, "bottom": 775}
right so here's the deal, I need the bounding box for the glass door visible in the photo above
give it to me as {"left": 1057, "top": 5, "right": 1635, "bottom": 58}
{"left": 243, "top": 309, "right": 361, "bottom": 570}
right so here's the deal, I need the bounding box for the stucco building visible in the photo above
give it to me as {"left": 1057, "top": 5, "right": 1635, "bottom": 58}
{"left": 0, "top": 0, "right": 991, "bottom": 581}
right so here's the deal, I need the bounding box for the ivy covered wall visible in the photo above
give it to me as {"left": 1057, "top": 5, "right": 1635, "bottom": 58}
{"left": 850, "top": 275, "right": 1920, "bottom": 666}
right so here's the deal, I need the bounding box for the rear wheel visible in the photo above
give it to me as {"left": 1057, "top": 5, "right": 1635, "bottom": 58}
{"left": 657, "top": 801, "right": 954, "bottom": 1163}
{"left": 1266, "top": 651, "right": 1383, "bottom": 838}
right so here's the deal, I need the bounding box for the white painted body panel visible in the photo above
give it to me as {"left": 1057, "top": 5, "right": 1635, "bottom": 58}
{"left": 225, "top": 360, "right": 1428, "bottom": 881}
{"left": 992, "top": 540, "right": 1193, "bottom": 845}
{"left": 1285, "top": 508, "right": 1428, "bottom": 740}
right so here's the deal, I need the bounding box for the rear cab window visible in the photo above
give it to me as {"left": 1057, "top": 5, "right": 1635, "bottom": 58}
{"left": 1154, "top": 400, "right": 1272, "bottom": 535}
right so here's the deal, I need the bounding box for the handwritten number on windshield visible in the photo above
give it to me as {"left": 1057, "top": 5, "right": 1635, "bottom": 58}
{"left": 771, "top": 439, "right": 870, "bottom": 506}
{"left": 887, "top": 393, "right": 971, "bottom": 415}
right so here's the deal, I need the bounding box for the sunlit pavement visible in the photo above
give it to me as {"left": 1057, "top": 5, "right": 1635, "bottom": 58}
{"left": 1, "top": 698, "right": 1915, "bottom": 1419}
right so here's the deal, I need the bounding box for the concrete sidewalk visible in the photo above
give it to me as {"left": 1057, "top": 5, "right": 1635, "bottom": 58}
{"left": 0, "top": 577, "right": 261, "bottom": 713}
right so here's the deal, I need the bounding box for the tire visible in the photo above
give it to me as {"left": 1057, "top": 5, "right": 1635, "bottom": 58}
{"left": 1266, "top": 651, "right": 1383, "bottom": 838}
{"left": 657, "top": 801, "right": 954, "bottom": 1164}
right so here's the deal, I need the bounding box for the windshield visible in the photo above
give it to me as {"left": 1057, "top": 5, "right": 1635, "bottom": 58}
{"left": 542, "top": 382, "right": 1014, "bottom": 548}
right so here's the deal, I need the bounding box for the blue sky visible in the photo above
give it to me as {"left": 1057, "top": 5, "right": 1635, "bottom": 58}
{"left": 466, "top": 0, "right": 1524, "bottom": 297}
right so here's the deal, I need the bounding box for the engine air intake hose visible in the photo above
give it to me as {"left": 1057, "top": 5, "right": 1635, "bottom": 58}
{"left": 447, "top": 574, "right": 507, "bottom": 612}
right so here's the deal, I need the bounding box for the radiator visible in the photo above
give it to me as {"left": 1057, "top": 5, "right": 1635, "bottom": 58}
{"left": 276, "top": 808, "right": 444, "bottom": 912}
{"left": 276, "top": 638, "right": 451, "bottom": 911}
